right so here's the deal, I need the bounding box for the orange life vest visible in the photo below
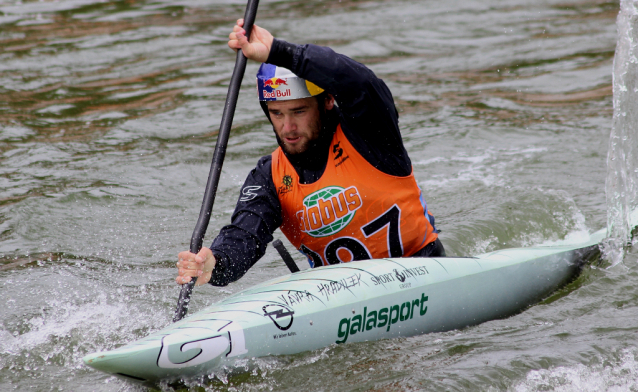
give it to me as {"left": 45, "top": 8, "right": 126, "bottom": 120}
{"left": 272, "top": 124, "right": 437, "bottom": 267}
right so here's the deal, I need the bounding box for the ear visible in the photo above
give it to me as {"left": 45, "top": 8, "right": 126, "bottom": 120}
{"left": 324, "top": 94, "right": 335, "bottom": 111}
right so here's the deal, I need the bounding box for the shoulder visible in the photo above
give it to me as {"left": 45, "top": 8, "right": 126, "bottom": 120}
{"left": 338, "top": 119, "right": 412, "bottom": 177}
{"left": 244, "top": 155, "right": 275, "bottom": 189}
{"left": 256, "top": 154, "right": 273, "bottom": 170}
{"left": 236, "top": 155, "right": 278, "bottom": 207}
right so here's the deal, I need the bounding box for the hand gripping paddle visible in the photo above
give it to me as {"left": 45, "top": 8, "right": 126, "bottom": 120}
{"left": 173, "top": 0, "right": 260, "bottom": 322}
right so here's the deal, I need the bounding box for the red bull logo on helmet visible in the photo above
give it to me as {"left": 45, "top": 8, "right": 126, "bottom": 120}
{"left": 256, "top": 63, "right": 324, "bottom": 101}
{"left": 263, "top": 78, "right": 289, "bottom": 88}
{"left": 262, "top": 77, "right": 291, "bottom": 99}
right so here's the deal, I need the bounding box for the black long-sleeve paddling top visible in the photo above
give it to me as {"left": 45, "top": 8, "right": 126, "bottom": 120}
{"left": 208, "top": 39, "right": 413, "bottom": 286}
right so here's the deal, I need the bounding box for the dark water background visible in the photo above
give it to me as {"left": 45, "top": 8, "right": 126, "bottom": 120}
{"left": 1, "top": 0, "right": 636, "bottom": 391}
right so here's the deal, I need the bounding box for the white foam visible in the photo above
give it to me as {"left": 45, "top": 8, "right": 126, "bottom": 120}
{"left": 2, "top": 291, "right": 163, "bottom": 361}
{"left": 512, "top": 349, "right": 638, "bottom": 392}
{"left": 537, "top": 229, "right": 593, "bottom": 247}
{"left": 418, "top": 147, "right": 548, "bottom": 190}
{"left": 630, "top": 207, "right": 638, "bottom": 229}
{"left": 10, "top": 301, "right": 125, "bottom": 351}
{"left": 0, "top": 329, "right": 17, "bottom": 353}
{"left": 413, "top": 156, "right": 447, "bottom": 166}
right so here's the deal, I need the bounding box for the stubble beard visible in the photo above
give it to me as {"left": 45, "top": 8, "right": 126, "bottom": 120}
{"left": 279, "top": 118, "right": 322, "bottom": 156}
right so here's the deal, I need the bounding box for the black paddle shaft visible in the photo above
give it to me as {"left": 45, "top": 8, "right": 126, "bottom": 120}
{"left": 273, "top": 239, "right": 300, "bottom": 273}
{"left": 173, "top": 0, "right": 260, "bottom": 323}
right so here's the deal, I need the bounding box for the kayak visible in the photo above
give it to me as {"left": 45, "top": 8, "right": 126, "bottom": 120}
{"left": 83, "top": 210, "right": 637, "bottom": 385}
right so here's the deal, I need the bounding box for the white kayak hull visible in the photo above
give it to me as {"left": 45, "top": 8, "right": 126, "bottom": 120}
{"left": 83, "top": 227, "right": 609, "bottom": 383}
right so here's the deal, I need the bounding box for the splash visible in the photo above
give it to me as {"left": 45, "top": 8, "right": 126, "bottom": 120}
{"left": 604, "top": 0, "right": 638, "bottom": 265}
{"left": 512, "top": 348, "right": 638, "bottom": 392}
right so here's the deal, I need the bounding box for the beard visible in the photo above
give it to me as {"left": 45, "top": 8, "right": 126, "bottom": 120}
{"left": 259, "top": 97, "right": 339, "bottom": 172}
{"left": 274, "top": 107, "right": 338, "bottom": 171}
{"left": 278, "top": 119, "right": 321, "bottom": 155}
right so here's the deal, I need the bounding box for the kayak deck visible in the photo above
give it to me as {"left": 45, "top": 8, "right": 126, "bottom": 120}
{"left": 83, "top": 227, "right": 608, "bottom": 383}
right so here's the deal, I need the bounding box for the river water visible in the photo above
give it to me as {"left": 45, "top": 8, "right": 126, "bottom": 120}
{"left": 0, "top": 0, "right": 635, "bottom": 391}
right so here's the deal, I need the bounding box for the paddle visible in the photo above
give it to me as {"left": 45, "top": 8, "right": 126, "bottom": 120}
{"left": 173, "top": 0, "right": 260, "bottom": 323}
{"left": 273, "top": 239, "right": 300, "bottom": 273}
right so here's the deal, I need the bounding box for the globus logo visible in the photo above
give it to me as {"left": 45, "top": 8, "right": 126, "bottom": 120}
{"left": 296, "top": 186, "right": 362, "bottom": 237}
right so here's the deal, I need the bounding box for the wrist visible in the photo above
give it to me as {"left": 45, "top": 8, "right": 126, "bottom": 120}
{"left": 203, "top": 253, "right": 216, "bottom": 273}
{"left": 266, "top": 38, "right": 297, "bottom": 70}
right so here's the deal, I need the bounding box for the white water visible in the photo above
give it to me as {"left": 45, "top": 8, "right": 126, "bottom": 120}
{"left": 605, "top": 0, "right": 638, "bottom": 264}
{"left": 512, "top": 347, "right": 638, "bottom": 392}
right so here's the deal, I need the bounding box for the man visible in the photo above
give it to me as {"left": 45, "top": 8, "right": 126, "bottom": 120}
{"left": 176, "top": 19, "right": 444, "bottom": 287}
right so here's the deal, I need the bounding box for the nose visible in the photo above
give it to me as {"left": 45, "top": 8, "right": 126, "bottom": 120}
{"left": 282, "top": 115, "right": 297, "bottom": 133}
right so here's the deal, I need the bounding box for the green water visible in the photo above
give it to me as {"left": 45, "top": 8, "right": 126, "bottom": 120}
{"left": 1, "top": 0, "right": 636, "bottom": 391}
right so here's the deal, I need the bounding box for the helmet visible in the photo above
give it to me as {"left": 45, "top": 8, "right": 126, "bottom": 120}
{"left": 256, "top": 63, "right": 324, "bottom": 101}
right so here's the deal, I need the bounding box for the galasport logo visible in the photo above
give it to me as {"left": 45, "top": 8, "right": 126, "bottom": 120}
{"left": 263, "top": 304, "right": 294, "bottom": 331}
{"left": 262, "top": 77, "right": 291, "bottom": 99}
{"left": 296, "top": 186, "right": 363, "bottom": 237}
{"left": 336, "top": 293, "right": 429, "bottom": 344}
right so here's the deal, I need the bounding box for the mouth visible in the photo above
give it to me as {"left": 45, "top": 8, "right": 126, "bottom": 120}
{"left": 283, "top": 135, "right": 302, "bottom": 144}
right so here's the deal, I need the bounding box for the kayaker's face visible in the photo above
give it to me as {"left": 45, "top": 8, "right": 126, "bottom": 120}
{"left": 267, "top": 96, "right": 334, "bottom": 155}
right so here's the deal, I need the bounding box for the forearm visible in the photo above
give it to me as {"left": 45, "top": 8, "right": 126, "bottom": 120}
{"left": 230, "top": 22, "right": 398, "bottom": 127}
{"left": 209, "top": 213, "right": 272, "bottom": 286}
{"left": 207, "top": 156, "right": 281, "bottom": 286}
{"left": 267, "top": 39, "right": 397, "bottom": 121}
